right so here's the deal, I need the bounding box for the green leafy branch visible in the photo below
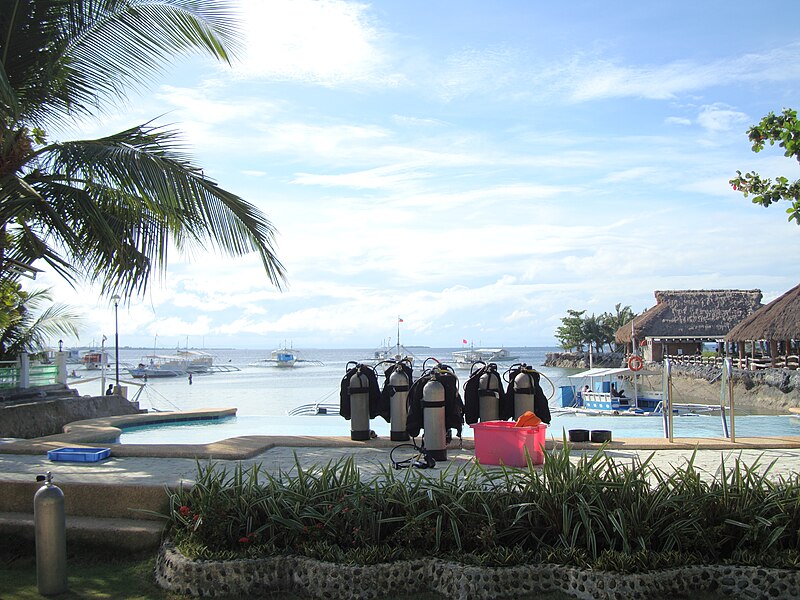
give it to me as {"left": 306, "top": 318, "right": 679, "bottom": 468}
{"left": 730, "top": 108, "right": 800, "bottom": 225}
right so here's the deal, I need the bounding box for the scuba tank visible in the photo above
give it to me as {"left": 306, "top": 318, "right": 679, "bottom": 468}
{"left": 380, "top": 359, "right": 413, "bottom": 441}
{"left": 463, "top": 362, "right": 511, "bottom": 424}
{"left": 505, "top": 363, "right": 551, "bottom": 423}
{"left": 340, "top": 362, "right": 385, "bottom": 440}
{"left": 34, "top": 472, "right": 67, "bottom": 595}
{"left": 406, "top": 359, "right": 464, "bottom": 461}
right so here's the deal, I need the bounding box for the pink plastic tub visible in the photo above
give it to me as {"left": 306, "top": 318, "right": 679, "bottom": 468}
{"left": 471, "top": 421, "right": 547, "bottom": 467}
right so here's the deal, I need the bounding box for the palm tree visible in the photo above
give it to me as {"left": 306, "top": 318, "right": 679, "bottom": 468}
{"left": 0, "top": 0, "right": 285, "bottom": 297}
{"left": 601, "top": 303, "right": 636, "bottom": 352}
{"left": 0, "top": 285, "right": 81, "bottom": 360}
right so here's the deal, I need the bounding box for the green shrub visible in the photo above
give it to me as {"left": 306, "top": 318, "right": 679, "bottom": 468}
{"left": 163, "top": 446, "right": 800, "bottom": 571}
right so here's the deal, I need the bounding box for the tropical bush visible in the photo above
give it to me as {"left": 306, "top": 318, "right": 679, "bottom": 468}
{"left": 164, "top": 446, "right": 800, "bottom": 571}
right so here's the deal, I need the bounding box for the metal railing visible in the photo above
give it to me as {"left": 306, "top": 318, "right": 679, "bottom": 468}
{"left": 663, "top": 353, "right": 799, "bottom": 370}
{"left": 0, "top": 361, "right": 59, "bottom": 390}
{"left": 30, "top": 364, "right": 59, "bottom": 387}
{"left": 0, "top": 362, "right": 20, "bottom": 389}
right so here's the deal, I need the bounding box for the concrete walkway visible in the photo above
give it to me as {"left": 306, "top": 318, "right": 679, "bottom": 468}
{"left": 3, "top": 434, "right": 800, "bottom": 487}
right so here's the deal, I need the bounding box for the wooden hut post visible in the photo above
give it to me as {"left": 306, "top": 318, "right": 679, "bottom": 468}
{"left": 770, "top": 339, "right": 779, "bottom": 367}
{"left": 738, "top": 341, "right": 745, "bottom": 370}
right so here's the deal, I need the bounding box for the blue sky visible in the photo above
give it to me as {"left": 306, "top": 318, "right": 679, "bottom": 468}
{"left": 43, "top": 0, "right": 800, "bottom": 350}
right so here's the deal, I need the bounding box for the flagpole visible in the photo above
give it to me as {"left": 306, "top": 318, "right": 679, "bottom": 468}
{"left": 397, "top": 316, "right": 401, "bottom": 356}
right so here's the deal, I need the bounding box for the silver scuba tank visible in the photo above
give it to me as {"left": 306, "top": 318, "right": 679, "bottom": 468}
{"left": 422, "top": 377, "right": 447, "bottom": 461}
{"left": 388, "top": 366, "right": 410, "bottom": 441}
{"left": 34, "top": 472, "right": 67, "bottom": 595}
{"left": 478, "top": 371, "right": 500, "bottom": 421}
{"left": 513, "top": 369, "right": 535, "bottom": 418}
{"left": 349, "top": 368, "right": 371, "bottom": 441}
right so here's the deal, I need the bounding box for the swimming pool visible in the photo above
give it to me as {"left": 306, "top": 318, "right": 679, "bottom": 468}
{"left": 117, "top": 413, "right": 800, "bottom": 445}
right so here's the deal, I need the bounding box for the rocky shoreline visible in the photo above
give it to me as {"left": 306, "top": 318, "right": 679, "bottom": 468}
{"left": 544, "top": 353, "right": 800, "bottom": 410}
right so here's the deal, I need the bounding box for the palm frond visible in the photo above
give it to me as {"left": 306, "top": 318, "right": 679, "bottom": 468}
{"left": 26, "top": 123, "right": 284, "bottom": 296}
{"left": 0, "top": 286, "right": 81, "bottom": 358}
{"left": 2, "top": 0, "right": 241, "bottom": 126}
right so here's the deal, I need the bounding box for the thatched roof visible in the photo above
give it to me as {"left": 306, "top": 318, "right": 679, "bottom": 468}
{"left": 725, "top": 283, "right": 800, "bottom": 341}
{"left": 616, "top": 290, "right": 763, "bottom": 343}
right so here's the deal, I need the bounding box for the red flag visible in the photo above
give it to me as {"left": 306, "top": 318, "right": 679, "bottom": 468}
{"left": 398, "top": 317, "right": 404, "bottom": 323}
{"left": 462, "top": 339, "right": 468, "bottom": 344}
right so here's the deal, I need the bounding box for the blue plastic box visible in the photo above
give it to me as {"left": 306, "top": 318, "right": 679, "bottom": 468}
{"left": 47, "top": 447, "right": 111, "bottom": 462}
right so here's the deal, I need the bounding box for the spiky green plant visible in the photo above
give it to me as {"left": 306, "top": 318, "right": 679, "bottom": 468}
{"left": 163, "top": 447, "right": 800, "bottom": 571}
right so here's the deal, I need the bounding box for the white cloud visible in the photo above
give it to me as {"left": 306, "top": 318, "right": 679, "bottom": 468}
{"left": 435, "top": 46, "right": 518, "bottom": 101}
{"left": 696, "top": 104, "right": 749, "bottom": 132}
{"left": 665, "top": 116, "right": 692, "bottom": 126}
{"left": 602, "top": 167, "right": 659, "bottom": 184}
{"left": 553, "top": 43, "right": 800, "bottom": 102}
{"left": 291, "top": 164, "right": 432, "bottom": 189}
{"left": 233, "top": 0, "right": 401, "bottom": 87}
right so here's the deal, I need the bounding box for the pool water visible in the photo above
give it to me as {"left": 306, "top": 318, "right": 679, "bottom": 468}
{"left": 117, "top": 413, "right": 800, "bottom": 445}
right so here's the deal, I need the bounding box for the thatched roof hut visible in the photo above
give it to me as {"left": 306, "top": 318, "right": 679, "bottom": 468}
{"left": 726, "top": 283, "right": 800, "bottom": 342}
{"left": 616, "top": 290, "right": 763, "bottom": 362}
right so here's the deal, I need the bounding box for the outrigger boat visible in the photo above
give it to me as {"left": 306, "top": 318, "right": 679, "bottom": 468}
{"left": 369, "top": 318, "right": 415, "bottom": 366}
{"left": 81, "top": 349, "right": 109, "bottom": 370}
{"left": 249, "top": 345, "right": 324, "bottom": 368}
{"left": 557, "top": 366, "right": 713, "bottom": 416}
{"left": 127, "top": 355, "right": 187, "bottom": 378}
{"left": 452, "top": 344, "right": 518, "bottom": 369}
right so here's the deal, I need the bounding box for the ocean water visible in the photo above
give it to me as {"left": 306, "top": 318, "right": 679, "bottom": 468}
{"left": 66, "top": 347, "right": 800, "bottom": 444}
{"left": 70, "top": 346, "right": 568, "bottom": 416}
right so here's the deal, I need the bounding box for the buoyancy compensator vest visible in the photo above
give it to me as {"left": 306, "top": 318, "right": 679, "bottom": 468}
{"left": 406, "top": 361, "right": 464, "bottom": 440}
{"left": 379, "top": 360, "right": 412, "bottom": 412}
{"left": 340, "top": 362, "right": 387, "bottom": 421}
{"left": 379, "top": 359, "right": 413, "bottom": 426}
{"left": 463, "top": 362, "right": 511, "bottom": 424}
{"left": 505, "top": 364, "right": 551, "bottom": 424}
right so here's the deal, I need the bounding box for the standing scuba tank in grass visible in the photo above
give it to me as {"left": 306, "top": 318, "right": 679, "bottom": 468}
{"left": 340, "top": 362, "right": 385, "bottom": 440}
{"left": 34, "top": 472, "right": 67, "bottom": 595}
{"left": 406, "top": 360, "right": 464, "bottom": 461}
{"left": 506, "top": 363, "right": 551, "bottom": 424}
{"left": 380, "top": 360, "right": 412, "bottom": 441}
{"left": 463, "top": 362, "right": 511, "bottom": 424}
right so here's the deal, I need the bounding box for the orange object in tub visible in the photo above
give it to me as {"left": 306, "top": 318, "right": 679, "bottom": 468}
{"left": 514, "top": 410, "right": 541, "bottom": 427}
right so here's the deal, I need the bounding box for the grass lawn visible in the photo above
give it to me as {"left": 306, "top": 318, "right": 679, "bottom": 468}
{"left": 0, "top": 541, "right": 729, "bottom": 600}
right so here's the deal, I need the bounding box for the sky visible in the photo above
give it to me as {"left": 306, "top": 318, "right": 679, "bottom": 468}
{"left": 37, "top": 0, "right": 800, "bottom": 350}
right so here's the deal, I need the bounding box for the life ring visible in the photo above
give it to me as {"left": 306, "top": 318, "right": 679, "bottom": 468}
{"left": 628, "top": 355, "right": 643, "bottom": 372}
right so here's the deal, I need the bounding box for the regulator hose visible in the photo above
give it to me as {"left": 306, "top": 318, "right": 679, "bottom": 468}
{"left": 389, "top": 440, "right": 436, "bottom": 470}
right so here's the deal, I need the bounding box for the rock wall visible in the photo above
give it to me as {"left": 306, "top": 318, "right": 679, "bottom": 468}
{"left": 543, "top": 352, "right": 624, "bottom": 369}
{"left": 156, "top": 543, "right": 800, "bottom": 600}
{"left": 543, "top": 353, "right": 800, "bottom": 410}
{"left": 0, "top": 394, "right": 142, "bottom": 438}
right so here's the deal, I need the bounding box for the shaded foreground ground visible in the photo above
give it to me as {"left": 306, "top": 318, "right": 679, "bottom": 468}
{"left": 0, "top": 547, "right": 732, "bottom": 600}
{"left": 3, "top": 417, "right": 799, "bottom": 599}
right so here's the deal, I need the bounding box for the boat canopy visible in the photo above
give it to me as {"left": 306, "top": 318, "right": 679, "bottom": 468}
{"left": 568, "top": 367, "right": 658, "bottom": 379}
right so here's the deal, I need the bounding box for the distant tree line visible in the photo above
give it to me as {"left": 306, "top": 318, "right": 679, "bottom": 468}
{"left": 554, "top": 304, "right": 637, "bottom": 353}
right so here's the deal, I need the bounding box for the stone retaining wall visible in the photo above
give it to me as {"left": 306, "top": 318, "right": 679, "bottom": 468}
{"left": 155, "top": 543, "right": 800, "bottom": 600}
{"left": 0, "top": 394, "right": 141, "bottom": 438}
